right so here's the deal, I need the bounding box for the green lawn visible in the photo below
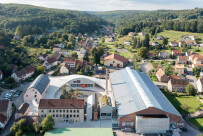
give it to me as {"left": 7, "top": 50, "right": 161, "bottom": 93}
{"left": 162, "top": 90, "right": 203, "bottom": 115}
{"left": 24, "top": 46, "right": 50, "bottom": 56}
{"left": 45, "top": 128, "right": 113, "bottom": 136}
{"left": 189, "top": 118, "right": 203, "bottom": 131}
{"left": 158, "top": 30, "right": 203, "bottom": 42}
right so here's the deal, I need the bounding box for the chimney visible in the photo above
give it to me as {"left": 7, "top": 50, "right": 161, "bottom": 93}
{"left": 105, "top": 69, "right": 109, "bottom": 94}
{"left": 93, "top": 93, "right": 98, "bottom": 121}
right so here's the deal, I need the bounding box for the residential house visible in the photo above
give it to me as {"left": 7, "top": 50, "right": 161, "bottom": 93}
{"left": 80, "top": 47, "right": 87, "bottom": 54}
{"left": 159, "top": 52, "right": 170, "bottom": 59}
{"left": 54, "top": 42, "right": 66, "bottom": 48}
{"left": 128, "top": 32, "right": 135, "bottom": 37}
{"left": 169, "top": 42, "right": 178, "bottom": 47}
{"left": 156, "top": 68, "right": 169, "bottom": 82}
{"left": 43, "top": 57, "right": 58, "bottom": 69}
{"left": 60, "top": 63, "right": 76, "bottom": 74}
{"left": 152, "top": 41, "right": 159, "bottom": 46}
{"left": 177, "top": 56, "right": 187, "bottom": 64}
{"left": 172, "top": 50, "right": 182, "bottom": 56}
{"left": 94, "top": 69, "right": 106, "bottom": 79}
{"left": 15, "top": 103, "right": 29, "bottom": 120}
{"left": 185, "top": 51, "right": 195, "bottom": 57}
{"left": 51, "top": 51, "right": 61, "bottom": 60}
{"left": 24, "top": 74, "right": 50, "bottom": 103}
{"left": 182, "top": 35, "right": 195, "bottom": 41}
{"left": 100, "top": 95, "right": 112, "bottom": 120}
{"left": 0, "top": 100, "right": 12, "bottom": 129}
{"left": 157, "top": 36, "right": 164, "bottom": 40}
{"left": 197, "top": 78, "right": 203, "bottom": 93}
{"left": 75, "top": 60, "right": 93, "bottom": 72}
{"left": 64, "top": 57, "right": 76, "bottom": 68}
{"left": 0, "top": 69, "right": 3, "bottom": 80}
{"left": 168, "top": 78, "right": 189, "bottom": 92}
{"left": 9, "top": 64, "right": 18, "bottom": 74}
{"left": 105, "top": 37, "right": 114, "bottom": 42}
{"left": 104, "top": 53, "right": 129, "bottom": 68}
{"left": 11, "top": 65, "right": 35, "bottom": 82}
{"left": 186, "top": 41, "right": 195, "bottom": 46}
{"left": 138, "top": 32, "right": 146, "bottom": 36}
{"left": 39, "top": 54, "right": 49, "bottom": 61}
{"left": 189, "top": 54, "right": 203, "bottom": 68}
{"left": 53, "top": 47, "right": 61, "bottom": 52}
{"left": 78, "top": 41, "right": 86, "bottom": 47}
{"left": 174, "top": 64, "right": 185, "bottom": 75}
{"left": 38, "top": 99, "right": 84, "bottom": 122}
{"left": 16, "top": 116, "right": 38, "bottom": 126}
{"left": 179, "top": 41, "right": 186, "bottom": 47}
{"left": 58, "top": 50, "right": 69, "bottom": 57}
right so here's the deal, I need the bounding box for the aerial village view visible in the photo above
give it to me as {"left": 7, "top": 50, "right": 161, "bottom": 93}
{"left": 0, "top": 1, "right": 203, "bottom": 136}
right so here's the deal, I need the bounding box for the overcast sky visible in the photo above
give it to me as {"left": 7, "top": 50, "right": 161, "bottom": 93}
{"left": 1, "top": 0, "right": 202, "bottom": 11}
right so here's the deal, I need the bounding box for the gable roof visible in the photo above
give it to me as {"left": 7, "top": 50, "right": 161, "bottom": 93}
{"left": 178, "top": 56, "right": 187, "bottom": 60}
{"left": 110, "top": 67, "right": 181, "bottom": 117}
{"left": 170, "top": 78, "right": 189, "bottom": 87}
{"left": 39, "top": 99, "right": 84, "bottom": 109}
{"left": 156, "top": 68, "right": 167, "bottom": 78}
{"left": 104, "top": 53, "right": 128, "bottom": 63}
{"left": 0, "top": 100, "right": 9, "bottom": 113}
{"left": 24, "top": 65, "right": 35, "bottom": 74}
{"left": 9, "top": 64, "right": 18, "bottom": 73}
{"left": 172, "top": 50, "right": 182, "bottom": 54}
{"left": 64, "top": 57, "right": 76, "bottom": 63}
{"left": 17, "top": 103, "right": 29, "bottom": 114}
{"left": 15, "top": 65, "right": 34, "bottom": 77}
{"left": 47, "top": 57, "right": 57, "bottom": 64}
{"left": 51, "top": 51, "right": 60, "bottom": 59}
{"left": 0, "top": 114, "right": 7, "bottom": 123}
{"left": 28, "top": 74, "right": 50, "bottom": 95}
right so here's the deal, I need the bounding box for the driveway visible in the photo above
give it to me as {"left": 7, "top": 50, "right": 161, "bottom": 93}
{"left": 139, "top": 62, "right": 153, "bottom": 74}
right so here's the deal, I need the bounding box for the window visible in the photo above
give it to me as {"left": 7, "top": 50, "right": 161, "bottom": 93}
{"left": 67, "top": 110, "right": 69, "bottom": 112}
{"left": 70, "top": 110, "right": 72, "bottom": 113}
{"left": 34, "top": 95, "right": 37, "bottom": 98}
{"left": 122, "top": 122, "right": 126, "bottom": 127}
{"left": 41, "top": 110, "right": 44, "bottom": 113}
{"left": 70, "top": 115, "right": 72, "bottom": 117}
{"left": 26, "top": 95, "right": 28, "bottom": 97}
{"left": 60, "top": 114, "right": 62, "bottom": 117}
{"left": 130, "top": 122, "right": 134, "bottom": 126}
{"left": 77, "top": 115, "right": 79, "bottom": 117}
{"left": 56, "top": 110, "right": 58, "bottom": 112}
{"left": 60, "top": 110, "right": 62, "bottom": 112}
{"left": 44, "top": 114, "right": 46, "bottom": 117}
{"left": 77, "top": 80, "right": 80, "bottom": 83}
{"left": 73, "top": 115, "right": 76, "bottom": 117}
{"left": 53, "top": 114, "right": 55, "bottom": 117}
{"left": 73, "top": 81, "right": 77, "bottom": 83}
{"left": 73, "top": 110, "right": 76, "bottom": 113}
{"left": 113, "top": 61, "right": 115, "bottom": 63}
{"left": 56, "top": 114, "right": 58, "bottom": 117}
{"left": 53, "top": 110, "right": 55, "bottom": 112}
{"left": 63, "top": 110, "right": 65, "bottom": 112}
{"left": 41, "top": 115, "right": 43, "bottom": 117}
{"left": 35, "top": 92, "right": 37, "bottom": 94}
{"left": 49, "top": 110, "right": 51, "bottom": 112}
{"left": 77, "top": 110, "right": 79, "bottom": 113}
{"left": 63, "top": 114, "right": 65, "bottom": 117}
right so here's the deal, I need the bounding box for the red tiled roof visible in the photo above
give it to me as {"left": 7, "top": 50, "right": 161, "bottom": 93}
{"left": 39, "top": 99, "right": 84, "bottom": 109}
{"left": 24, "top": 65, "right": 35, "bottom": 74}
{"left": 47, "top": 57, "right": 57, "bottom": 64}
{"left": 0, "top": 100, "right": 9, "bottom": 112}
{"left": 178, "top": 56, "right": 187, "bottom": 60}
{"left": 64, "top": 57, "right": 76, "bottom": 63}
{"left": 64, "top": 64, "right": 76, "bottom": 74}
{"left": 172, "top": 50, "right": 182, "bottom": 54}
{"left": 104, "top": 53, "right": 128, "bottom": 63}
{"left": 190, "top": 54, "right": 203, "bottom": 60}
{"left": 0, "top": 114, "right": 7, "bottom": 123}
{"left": 156, "top": 68, "right": 166, "bottom": 78}
{"left": 171, "top": 78, "right": 189, "bottom": 87}
{"left": 170, "top": 75, "right": 179, "bottom": 79}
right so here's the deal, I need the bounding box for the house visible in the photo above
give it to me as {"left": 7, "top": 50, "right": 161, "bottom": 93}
{"left": 80, "top": 47, "right": 88, "bottom": 54}
{"left": 38, "top": 99, "right": 84, "bottom": 122}
{"left": 24, "top": 74, "right": 50, "bottom": 103}
{"left": 60, "top": 63, "right": 76, "bottom": 74}
{"left": 169, "top": 42, "right": 178, "bottom": 47}
{"left": 138, "top": 32, "right": 146, "bottom": 36}
{"left": 174, "top": 64, "right": 185, "bottom": 75}
{"left": 53, "top": 47, "right": 61, "bottom": 52}
{"left": 168, "top": 78, "right": 189, "bottom": 92}
{"left": 78, "top": 41, "right": 86, "bottom": 47}
{"left": 186, "top": 41, "right": 195, "bottom": 46}
{"left": 128, "top": 32, "right": 135, "bottom": 36}
{"left": 0, "top": 100, "right": 12, "bottom": 129}
{"left": 179, "top": 41, "right": 186, "bottom": 47}
{"left": 75, "top": 60, "right": 93, "bottom": 72}
{"left": 156, "top": 68, "right": 169, "bottom": 82}
{"left": 11, "top": 65, "right": 35, "bottom": 82}
{"left": 105, "top": 37, "right": 114, "bottom": 42}
{"left": 157, "top": 36, "right": 164, "bottom": 40}
{"left": 15, "top": 103, "right": 29, "bottom": 120}
{"left": 159, "top": 52, "right": 170, "bottom": 59}
{"left": 197, "top": 78, "right": 203, "bottom": 93}
{"left": 86, "top": 94, "right": 98, "bottom": 121}
{"left": 172, "top": 50, "right": 182, "bottom": 56}
{"left": 0, "top": 69, "right": 3, "bottom": 80}
{"left": 182, "top": 35, "right": 195, "bottom": 41}
{"left": 39, "top": 54, "right": 49, "bottom": 61}
{"left": 147, "top": 53, "right": 155, "bottom": 59}
{"left": 94, "top": 69, "right": 106, "bottom": 79}
{"left": 110, "top": 67, "right": 183, "bottom": 133}
{"left": 185, "top": 51, "right": 195, "bottom": 57}
{"left": 64, "top": 57, "right": 76, "bottom": 68}
{"left": 124, "top": 41, "right": 132, "bottom": 45}
{"left": 59, "top": 42, "right": 66, "bottom": 48}
{"left": 43, "top": 57, "right": 58, "bottom": 69}
{"left": 16, "top": 116, "right": 38, "bottom": 126}
{"left": 177, "top": 56, "right": 187, "bottom": 64}
{"left": 100, "top": 95, "right": 112, "bottom": 120}
{"left": 51, "top": 51, "right": 61, "bottom": 60}
{"left": 189, "top": 54, "right": 203, "bottom": 63}
{"left": 9, "top": 64, "right": 18, "bottom": 74}
{"left": 104, "top": 53, "right": 129, "bottom": 68}
{"left": 151, "top": 41, "right": 159, "bottom": 46}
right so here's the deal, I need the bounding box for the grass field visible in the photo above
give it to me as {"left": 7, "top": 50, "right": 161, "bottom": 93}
{"left": 24, "top": 46, "right": 50, "bottom": 56}
{"left": 189, "top": 118, "right": 203, "bottom": 131}
{"left": 158, "top": 30, "right": 203, "bottom": 42}
{"left": 162, "top": 90, "right": 203, "bottom": 115}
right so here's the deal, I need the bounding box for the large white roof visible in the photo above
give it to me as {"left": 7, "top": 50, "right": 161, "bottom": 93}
{"left": 110, "top": 67, "right": 181, "bottom": 117}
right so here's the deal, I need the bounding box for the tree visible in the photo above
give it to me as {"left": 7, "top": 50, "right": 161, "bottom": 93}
{"left": 137, "top": 47, "right": 148, "bottom": 59}
{"left": 192, "top": 66, "right": 201, "bottom": 77}
{"left": 164, "top": 64, "right": 173, "bottom": 76}
{"left": 97, "top": 46, "right": 104, "bottom": 57}
{"left": 90, "top": 47, "right": 97, "bottom": 56}
{"left": 33, "top": 121, "right": 40, "bottom": 133}
{"left": 101, "top": 37, "right": 105, "bottom": 43}
{"left": 10, "top": 119, "right": 26, "bottom": 134}
{"left": 68, "top": 34, "right": 74, "bottom": 42}
{"left": 69, "top": 51, "right": 78, "bottom": 59}
{"left": 62, "top": 33, "right": 69, "bottom": 41}
{"left": 5, "top": 76, "right": 15, "bottom": 84}
{"left": 36, "top": 65, "right": 45, "bottom": 75}
{"left": 163, "top": 38, "right": 168, "bottom": 46}
{"left": 41, "top": 114, "right": 55, "bottom": 132}
{"left": 83, "top": 51, "right": 89, "bottom": 61}
{"left": 94, "top": 51, "right": 100, "bottom": 65}
{"left": 186, "top": 83, "right": 196, "bottom": 96}
{"left": 47, "top": 40, "right": 54, "bottom": 47}
{"left": 144, "top": 34, "right": 150, "bottom": 48}
{"left": 62, "top": 85, "right": 66, "bottom": 96}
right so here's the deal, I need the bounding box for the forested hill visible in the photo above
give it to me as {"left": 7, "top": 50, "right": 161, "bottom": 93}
{"left": 0, "top": 4, "right": 107, "bottom": 34}
{"left": 93, "top": 9, "right": 203, "bottom": 35}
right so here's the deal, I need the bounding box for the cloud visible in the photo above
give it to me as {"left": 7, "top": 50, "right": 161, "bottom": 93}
{"left": 1, "top": 0, "right": 202, "bottom": 11}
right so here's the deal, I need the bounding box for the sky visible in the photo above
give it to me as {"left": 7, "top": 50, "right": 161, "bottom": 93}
{"left": 1, "top": 0, "right": 203, "bottom": 11}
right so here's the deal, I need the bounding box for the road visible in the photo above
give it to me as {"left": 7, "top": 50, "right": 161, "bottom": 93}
{"left": 180, "top": 120, "right": 202, "bottom": 136}
{"left": 185, "top": 67, "right": 197, "bottom": 89}
{"left": 0, "top": 82, "right": 31, "bottom": 136}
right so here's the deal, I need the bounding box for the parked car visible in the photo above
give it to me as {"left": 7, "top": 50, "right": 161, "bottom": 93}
{"left": 121, "top": 127, "right": 134, "bottom": 132}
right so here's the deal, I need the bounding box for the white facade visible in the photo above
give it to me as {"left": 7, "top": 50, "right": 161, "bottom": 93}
{"left": 197, "top": 79, "right": 203, "bottom": 92}
{"left": 80, "top": 47, "right": 87, "bottom": 54}
{"left": 135, "top": 115, "right": 170, "bottom": 134}
{"left": 86, "top": 95, "right": 95, "bottom": 121}
{"left": 60, "top": 65, "right": 69, "bottom": 74}
{"left": 11, "top": 71, "right": 34, "bottom": 82}
{"left": 0, "top": 73, "right": 3, "bottom": 80}
{"left": 0, "top": 101, "right": 12, "bottom": 129}
{"left": 100, "top": 105, "right": 112, "bottom": 120}
{"left": 43, "top": 61, "right": 58, "bottom": 69}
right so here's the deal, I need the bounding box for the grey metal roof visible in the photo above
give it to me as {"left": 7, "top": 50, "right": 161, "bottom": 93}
{"left": 110, "top": 67, "right": 181, "bottom": 117}
{"left": 28, "top": 74, "right": 50, "bottom": 95}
